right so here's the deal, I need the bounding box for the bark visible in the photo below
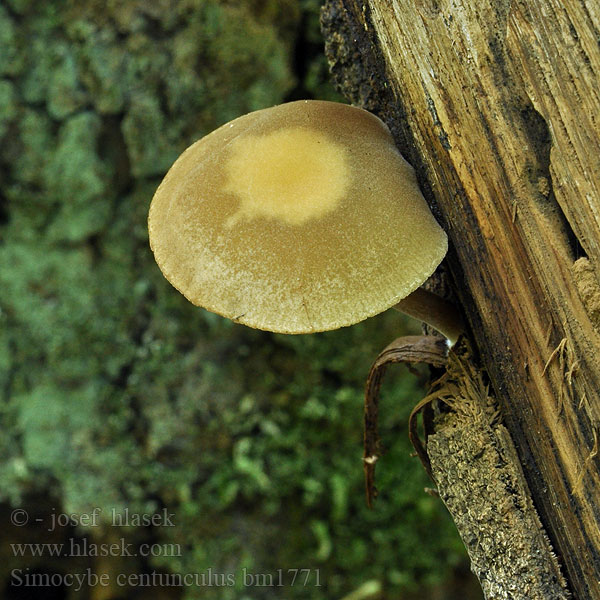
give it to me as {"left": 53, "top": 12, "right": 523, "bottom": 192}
{"left": 321, "top": 1, "right": 600, "bottom": 598}
{"left": 426, "top": 346, "right": 570, "bottom": 599}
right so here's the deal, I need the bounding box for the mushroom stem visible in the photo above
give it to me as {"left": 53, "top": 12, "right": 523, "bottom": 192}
{"left": 393, "top": 287, "right": 464, "bottom": 346}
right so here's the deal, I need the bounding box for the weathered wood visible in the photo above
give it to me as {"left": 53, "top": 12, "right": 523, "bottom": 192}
{"left": 322, "top": 1, "right": 600, "bottom": 598}
{"left": 427, "top": 349, "right": 570, "bottom": 599}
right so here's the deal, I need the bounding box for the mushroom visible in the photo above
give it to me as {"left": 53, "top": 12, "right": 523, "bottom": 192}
{"left": 148, "top": 100, "right": 463, "bottom": 344}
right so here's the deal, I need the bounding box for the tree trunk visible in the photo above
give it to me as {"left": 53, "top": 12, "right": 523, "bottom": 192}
{"left": 321, "top": 1, "right": 600, "bottom": 598}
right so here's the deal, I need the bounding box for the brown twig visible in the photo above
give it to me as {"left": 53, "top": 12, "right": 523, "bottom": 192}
{"left": 363, "top": 335, "right": 448, "bottom": 507}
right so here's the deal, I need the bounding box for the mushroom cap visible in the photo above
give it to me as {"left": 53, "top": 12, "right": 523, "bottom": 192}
{"left": 148, "top": 100, "right": 447, "bottom": 333}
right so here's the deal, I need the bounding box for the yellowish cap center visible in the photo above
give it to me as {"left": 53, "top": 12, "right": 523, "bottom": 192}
{"left": 223, "top": 127, "right": 349, "bottom": 226}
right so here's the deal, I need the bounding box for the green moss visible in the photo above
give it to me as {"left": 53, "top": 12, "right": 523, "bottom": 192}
{"left": 47, "top": 43, "right": 90, "bottom": 119}
{"left": 45, "top": 112, "right": 111, "bottom": 240}
{"left": 0, "top": 80, "right": 17, "bottom": 138}
{"left": 122, "top": 94, "right": 179, "bottom": 178}
{"left": 13, "top": 109, "right": 54, "bottom": 187}
{"left": 5, "top": 0, "right": 34, "bottom": 15}
{"left": 0, "top": 4, "right": 21, "bottom": 76}
{"left": 16, "top": 382, "right": 98, "bottom": 469}
{"left": 80, "top": 29, "right": 128, "bottom": 113}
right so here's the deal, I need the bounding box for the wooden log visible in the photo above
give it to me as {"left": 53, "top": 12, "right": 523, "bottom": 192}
{"left": 321, "top": 1, "right": 600, "bottom": 598}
